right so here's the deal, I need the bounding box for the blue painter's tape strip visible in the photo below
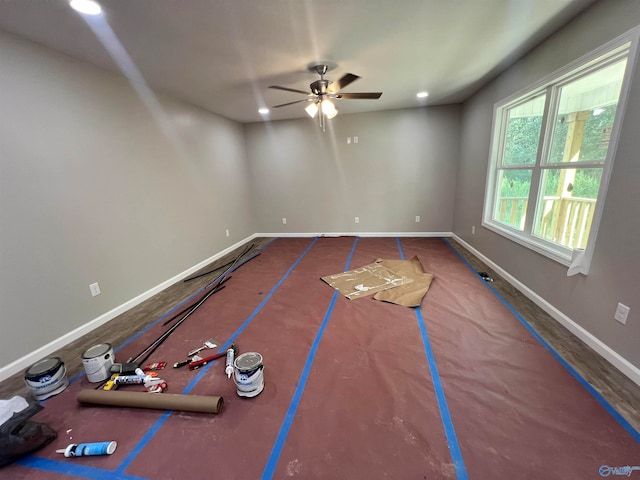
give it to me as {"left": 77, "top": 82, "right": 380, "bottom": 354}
{"left": 114, "top": 237, "right": 317, "bottom": 474}
{"left": 261, "top": 237, "right": 359, "bottom": 480}
{"left": 17, "top": 455, "right": 146, "bottom": 479}
{"left": 67, "top": 370, "right": 89, "bottom": 385}
{"left": 396, "top": 238, "right": 469, "bottom": 480}
{"left": 442, "top": 238, "right": 640, "bottom": 444}
{"left": 113, "top": 411, "right": 172, "bottom": 474}
{"left": 216, "top": 241, "right": 315, "bottom": 353}
{"left": 413, "top": 306, "right": 469, "bottom": 480}
{"left": 182, "top": 238, "right": 319, "bottom": 395}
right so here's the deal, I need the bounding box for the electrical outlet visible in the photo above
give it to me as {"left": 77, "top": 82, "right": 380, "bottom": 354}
{"left": 282, "top": 218, "right": 287, "bottom": 225}
{"left": 415, "top": 215, "right": 420, "bottom": 223}
{"left": 89, "top": 282, "right": 101, "bottom": 297}
{"left": 225, "top": 229, "right": 230, "bottom": 237}
{"left": 354, "top": 216, "right": 360, "bottom": 224}
{"left": 614, "top": 303, "right": 630, "bottom": 325}
{"left": 353, "top": 136, "right": 359, "bottom": 144}
{"left": 472, "top": 226, "right": 476, "bottom": 235}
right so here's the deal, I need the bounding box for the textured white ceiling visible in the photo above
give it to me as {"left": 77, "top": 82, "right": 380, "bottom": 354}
{"left": 0, "top": 0, "right": 597, "bottom": 123}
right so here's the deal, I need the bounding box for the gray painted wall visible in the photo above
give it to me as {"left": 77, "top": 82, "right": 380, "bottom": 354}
{"left": 0, "top": 31, "right": 254, "bottom": 367}
{"left": 453, "top": 0, "right": 640, "bottom": 367}
{"left": 245, "top": 106, "right": 461, "bottom": 235}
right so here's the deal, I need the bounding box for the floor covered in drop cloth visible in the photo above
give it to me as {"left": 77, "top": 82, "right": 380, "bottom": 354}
{"left": 4, "top": 237, "right": 640, "bottom": 480}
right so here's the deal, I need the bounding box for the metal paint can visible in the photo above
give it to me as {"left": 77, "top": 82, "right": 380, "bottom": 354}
{"left": 233, "top": 352, "right": 264, "bottom": 398}
{"left": 24, "top": 357, "right": 69, "bottom": 400}
{"left": 82, "top": 343, "right": 114, "bottom": 383}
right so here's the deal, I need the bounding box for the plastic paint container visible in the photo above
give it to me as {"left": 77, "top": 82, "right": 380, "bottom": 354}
{"left": 24, "top": 357, "right": 69, "bottom": 400}
{"left": 57, "top": 441, "right": 117, "bottom": 457}
{"left": 82, "top": 343, "right": 114, "bottom": 383}
{"left": 233, "top": 352, "right": 264, "bottom": 398}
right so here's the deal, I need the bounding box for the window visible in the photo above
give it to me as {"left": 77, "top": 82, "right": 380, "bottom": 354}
{"left": 483, "top": 29, "right": 639, "bottom": 274}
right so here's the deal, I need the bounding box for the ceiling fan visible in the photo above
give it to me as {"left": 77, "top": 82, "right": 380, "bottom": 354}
{"left": 269, "top": 63, "right": 382, "bottom": 126}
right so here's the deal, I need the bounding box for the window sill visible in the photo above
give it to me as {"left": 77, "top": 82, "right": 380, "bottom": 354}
{"left": 481, "top": 220, "right": 591, "bottom": 276}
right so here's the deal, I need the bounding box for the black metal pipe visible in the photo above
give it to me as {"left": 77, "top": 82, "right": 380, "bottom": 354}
{"left": 128, "top": 244, "right": 254, "bottom": 365}
{"left": 182, "top": 259, "right": 233, "bottom": 283}
{"left": 161, "top": 277, "right": 231, "bottom": 327}
{"left": 132, "top": 282, "right": 228, "bottom": 366}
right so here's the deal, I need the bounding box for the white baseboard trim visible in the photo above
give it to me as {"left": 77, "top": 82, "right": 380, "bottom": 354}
{"left": 256, "top": 231, "right": 452, "bottom": 238}
{"left": 451, "top": 234, "right": 640, "bottom": 387}
{"left": 0, "top": 234, "right": 257, "bottom": 383}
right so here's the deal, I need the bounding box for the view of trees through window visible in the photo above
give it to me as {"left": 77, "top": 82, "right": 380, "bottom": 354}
{"left": 500, "top": 104, "right": 616, "bottom": 200}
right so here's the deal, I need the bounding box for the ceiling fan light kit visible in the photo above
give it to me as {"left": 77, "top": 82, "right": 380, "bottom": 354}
{"left": 321, "top": 100, "right": 337, "bottom": 118}
{"left": 270, "top": 63, "right": 382, "bottom": 130}
{"left": 304, "top": 102, "right": 319, "bottom": 118}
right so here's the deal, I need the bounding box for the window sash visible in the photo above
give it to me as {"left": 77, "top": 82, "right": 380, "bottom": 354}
{"left": 482, "top": 27, "right": 640, "bottom": 274}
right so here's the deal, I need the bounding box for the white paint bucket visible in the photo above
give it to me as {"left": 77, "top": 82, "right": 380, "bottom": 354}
{"left": 24, "top": 357, "right": 69, "bottom": 400}
{"left": 82, "top": 343, "right": 114, "bottom": 383}
{"left": 233, "top": 352, "right": 264, "bottom": 398}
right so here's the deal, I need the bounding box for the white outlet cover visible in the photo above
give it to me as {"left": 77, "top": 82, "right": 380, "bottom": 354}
{"left": 615, "top": 303, "right": 630, "bottom": 324}
{"left": 89, "top": 282, "right": 101, "bottom": 297}
{"left": 282, "top": 218, "right": 287, "bottom": 224}
{"left": 354, "top": 216, "right": 360, "bottom": 223}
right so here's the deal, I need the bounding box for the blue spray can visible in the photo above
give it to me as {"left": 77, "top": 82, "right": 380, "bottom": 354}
{"left": 56, "top": 441, "right": 117, "bottom": 457}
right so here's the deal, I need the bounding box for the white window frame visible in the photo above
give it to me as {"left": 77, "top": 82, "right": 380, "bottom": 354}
{"left": 483, "top": 26, "right": 640, "bottom": 275}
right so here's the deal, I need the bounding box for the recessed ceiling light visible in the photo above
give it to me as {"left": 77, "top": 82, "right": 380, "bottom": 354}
{"left": 258, "top": 108, "right": 269, "bottom": 115}
{"left": 416, "top": 91, "right": 429, "bottom": 98}
{"left": 69, "top": 0, "right": 102, "bottom": 15}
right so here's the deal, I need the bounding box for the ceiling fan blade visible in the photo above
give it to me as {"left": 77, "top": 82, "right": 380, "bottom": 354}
{"left": 272, "top": 99, "right": 311, "bottom": 108}
{"left": 336, "top": 92, "right": 383, "bottom": 100}
{"left": 328, "top": 73, "right": 360, "bottom": 93}
{"left": 269, "top": 85, "right": 311, "bottom": 95}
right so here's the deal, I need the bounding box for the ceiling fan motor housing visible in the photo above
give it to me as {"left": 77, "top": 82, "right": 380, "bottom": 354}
{"left": 310, "top": 79, "right": 331, "bottom": 96}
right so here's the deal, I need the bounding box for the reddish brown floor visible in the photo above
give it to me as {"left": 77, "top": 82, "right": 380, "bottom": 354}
{"left": 2, "top": 237, "right": 639, "bottom": 480}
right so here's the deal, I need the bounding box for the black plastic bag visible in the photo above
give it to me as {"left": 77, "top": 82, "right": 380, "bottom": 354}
{"left": 0, "top": 401, "right": 57, "bottom": 468}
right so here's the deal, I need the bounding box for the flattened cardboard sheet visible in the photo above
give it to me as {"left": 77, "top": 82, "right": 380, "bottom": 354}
{"left": 373, "top": 257, "right": 433, "bottom": 307}
{"left": 321, "top": 261, "right": 414, "bottom": 300}
{"left": 321, "top": 256, "right": 433, "bottom": 307}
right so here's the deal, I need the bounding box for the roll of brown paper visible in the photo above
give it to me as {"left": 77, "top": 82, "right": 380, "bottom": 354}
{"left": 77, "top": 389, "right": 223, "bottom": 414}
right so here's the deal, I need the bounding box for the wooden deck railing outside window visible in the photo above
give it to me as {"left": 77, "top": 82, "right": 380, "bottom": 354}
{"left": 497, "top": 196, "right": 596, "bottom": 249}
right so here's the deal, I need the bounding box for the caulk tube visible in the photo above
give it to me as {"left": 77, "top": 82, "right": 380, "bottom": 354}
{"left": 113, "top": 374, "right": 146, "bottom": 385}
{"left": 225, "top": 347, "right": 235, "bottom": 378}
{"left": 56, "top": 441, "right": 117, "bottom": 457}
